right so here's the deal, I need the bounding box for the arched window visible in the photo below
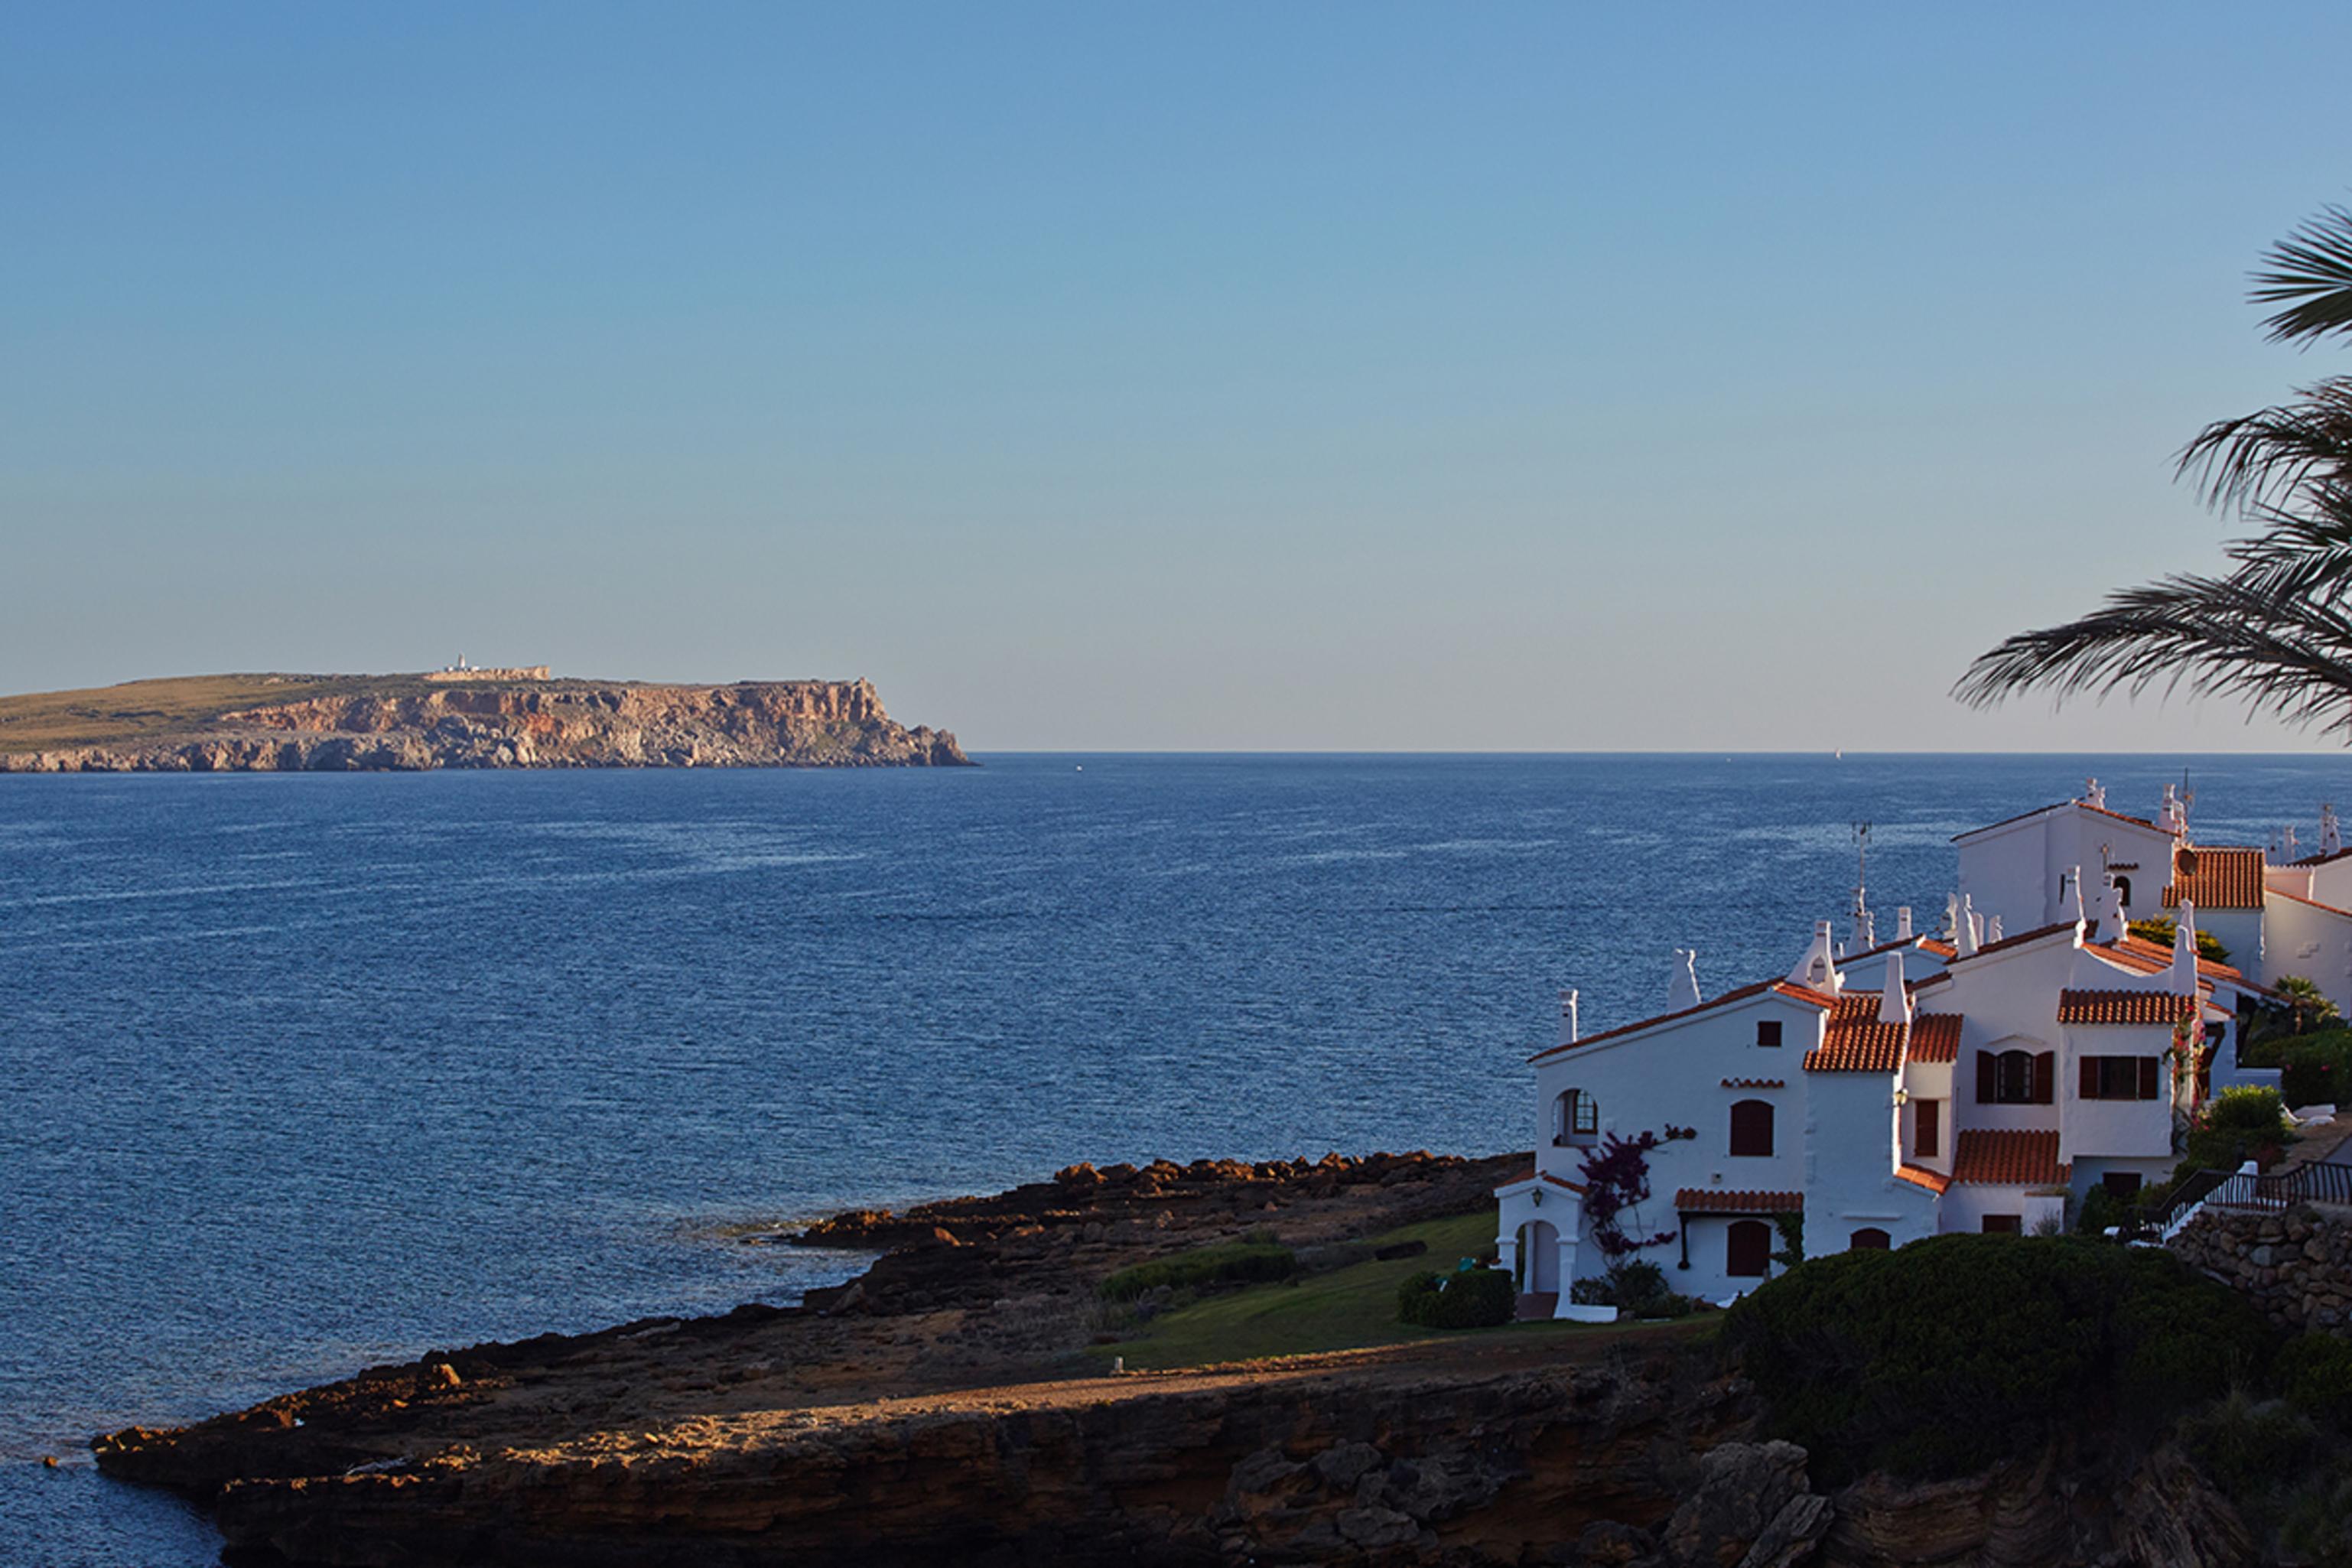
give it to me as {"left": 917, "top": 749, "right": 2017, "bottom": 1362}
{"left": 1726, "top": 1219, "right": 1771, "bottom": 1277}
{"left": 1849, "top": 1227, "right": 1891, "bottom": 1251}
{"left": 2114, "top": 875, "right": 2132, "bottom": 910}
{"left": 1976, "top": 1047, "right": 2054, "bottom": 1104}
{"left": 1554, "top": 1088, "right": 1599, "bottom": 1145}
{"left": 1729, "top": 1098, "right": 1774, "bottom": 1156}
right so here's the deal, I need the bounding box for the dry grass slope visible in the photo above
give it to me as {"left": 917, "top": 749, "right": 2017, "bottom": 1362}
{"left": 0, "top": 673, "right": 425, "bottom": 754}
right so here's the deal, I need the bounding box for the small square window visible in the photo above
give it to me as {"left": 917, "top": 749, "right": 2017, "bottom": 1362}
{"left": 1756, "top": 1020, "right": 1782, "bottom": 1049}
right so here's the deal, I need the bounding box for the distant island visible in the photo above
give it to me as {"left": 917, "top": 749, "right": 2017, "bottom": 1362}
{"left": 0, "top": 670, "right": 971, "bottom": 772}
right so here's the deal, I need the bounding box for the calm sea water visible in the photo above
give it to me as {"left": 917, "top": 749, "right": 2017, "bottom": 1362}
{"left": 3, "top": 753, "right": 2346, "bottom": 1563}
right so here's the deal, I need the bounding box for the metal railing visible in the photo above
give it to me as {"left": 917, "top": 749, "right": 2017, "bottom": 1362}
{"left": 2138, "top": 1157, "right": 2352, "bottom": 1241}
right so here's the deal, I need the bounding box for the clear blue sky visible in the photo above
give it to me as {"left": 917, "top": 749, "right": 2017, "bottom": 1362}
{"left": 8, "top": 4, "right": 2352, "bottom": 750}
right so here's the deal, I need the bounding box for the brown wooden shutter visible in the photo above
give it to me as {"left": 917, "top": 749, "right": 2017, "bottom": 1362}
{"left": 1726, "top": 1219, "right": 1771, "bottom": 1277}
{"left": 2079, "top": 1056, "right": 2100, "bottom": 1100}
{"left": 1976, "top": 1050, "right": 1996, "bottom": 1103}
{"left": 1730, "top": 1099, "right": 1775, "bottom": 1156}
{"left": 1915, "top": 1098, "right": 1940, "bottom": 1159}
{"left": 2139, "top": 1056, "right": 2161, "bottom": 1100}
{"left": 2033, "top": 1051, "right": 2056, "bottom": 1104}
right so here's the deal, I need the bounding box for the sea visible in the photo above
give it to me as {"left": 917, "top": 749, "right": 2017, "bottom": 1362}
{"left": 2, "top": 752, "right": 2345, "bottom": 1563}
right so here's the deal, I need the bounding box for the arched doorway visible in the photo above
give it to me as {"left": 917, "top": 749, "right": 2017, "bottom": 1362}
{"left": 1518, "top": 1219, "right": 1561, "bottom": 1293}
{"left": 1849, "top": 1227, "right": 1891, "bottom": 1251}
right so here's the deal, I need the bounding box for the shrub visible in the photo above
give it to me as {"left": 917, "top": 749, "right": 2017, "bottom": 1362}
{"left": 1605, "top": 1260, "right": 1670, "bottom": 1314}
{"left": 1100, "top": 1240, "right": 1296, "bottom": 1302}
{"left": 1397, "top": 1266, "right": 1515, "bottom": 1329}
{"left": 2129, "top": 916, "right": 2230, "bottom": 965}
{"left": 2280, "top": 1030, "right": 2352, "bottom": 1108}
{"left": 2179, "top": 1086, "right": 2294, "bottom": 1176}
{"left": 2178, "top": 1388, "right": 2317, "bottom": 1498}
{"left": 1720, "top": 1235, "right": 2276, "bottom": 1485}
{"left": 2075, "top": 1184, "right": 2121, "bottom": 1236}
{"left": 2276, "top": 1334, "right": 2352, "bottom": 1421}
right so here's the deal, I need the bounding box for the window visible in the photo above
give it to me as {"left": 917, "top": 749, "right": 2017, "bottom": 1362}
{"left": 1554, "top": 1089, "right": 1599, "bottom": 1145}
{"left": 1729, "top": 1098, "right": 1775, "bottom": 1156}
{"left": 1756, "top": 1020, "right": 1782, "bottom": 1049}
{"left": 1914, "top": 1098, "right": 1940, "bottom": 1160}
{"left": 1726, "top": 1219, "right": 1772, "bottom": 1277}
{"left": 2114, "top": 875, "right": 2132, "bottom": 909}
{"left": 2102, "top": 1171, "right": 2144, "bottom": 1200}
{"left": 1981, "top": 1214, "right": 2023, "bottom": 1235}
{"left": 1976, "top": 1048, "right": 2054, "bottom": 1104}
{"left": 1849, "top": 1227, "right": 1892, "bottom": 1251}
{"left": 2077, "top": 1056, "right": 2162, "bottom": 1101}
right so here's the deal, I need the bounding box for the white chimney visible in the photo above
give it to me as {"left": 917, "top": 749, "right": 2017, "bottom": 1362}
{"left": 1853, "top": 906, "right": 1876, "bottom": 952}
{"left": 1895, "top": 906, "right": 1913, "bottom": 941}
{"left": 1956, "top": 894, "right": 1980, "bottom": 957}
{"left": 1986, "top": 914, "right": 2004, "bottom": 944}
{"left": 2097, "top": 874, "right": 2126, "bottom": 939}
{"left": 1558, "top": 988, "right": 1579, "bottom": 1047}
{"left": 1668, "top": 948, "right": 1702, "bottom": 1011}
{"left": 1788, "top": 919, "right": 1843, "bottom": 993}
{"left": 2084, "top": 776, "right": 2106, "bottom": 810}
{"left": 2324, "top": 803, "right": 2341, "bottom": 858}
{"left": 1879, "top": 949, "right": 1911, "bottom": 1026}
{"left": 2171, "top": 902, "right": 2200, "bottom": 994}
{"left": 2064, "top": 864, "right": 2086, "bottom": 929}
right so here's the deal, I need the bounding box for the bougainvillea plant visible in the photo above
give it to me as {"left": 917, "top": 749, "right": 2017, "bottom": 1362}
{"left": 1576, "top": 1129, "right": 1677, "bottom": 1261}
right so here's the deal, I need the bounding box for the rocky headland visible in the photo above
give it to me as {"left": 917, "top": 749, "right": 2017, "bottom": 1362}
{"left": 0, "top": 672, "right": 969, "bottom": 772}
{"left": 93, "top": 1152, "right": 2259, "bottom": 1568}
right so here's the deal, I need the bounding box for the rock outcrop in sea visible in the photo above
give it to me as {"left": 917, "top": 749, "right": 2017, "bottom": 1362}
{"left": 0, "top": 676, "right": 969, "bottom": 771}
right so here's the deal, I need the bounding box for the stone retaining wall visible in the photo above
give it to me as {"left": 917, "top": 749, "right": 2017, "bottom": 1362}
{"left": 2167, "top": 1203, "right": 2352, "bottom": 1333}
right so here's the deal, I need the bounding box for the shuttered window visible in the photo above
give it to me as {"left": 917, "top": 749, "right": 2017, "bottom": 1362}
{"left": 1726, "top": 1219, "right": 1772, "bottom": 1277}
{"left": 1977, "top": 1049, "right": 2054, "bottom": 1104}
{"left": 1914, "top": 1098, "right": 1940, "bottom": 1159}
{"left": 1729, "top": 1098, "right": 1775, "bottom": 1157}
{"left": 2077, "top": 1056, "right": 2162, "bottom": 1101}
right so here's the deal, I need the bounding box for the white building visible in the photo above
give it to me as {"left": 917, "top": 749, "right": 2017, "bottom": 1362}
{"left": 1496, "top": 782, "right": 2326, "bottom": 1314}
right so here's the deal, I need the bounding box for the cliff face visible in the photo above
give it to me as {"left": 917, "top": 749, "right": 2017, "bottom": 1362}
{"left": 0, "top": 677, "right": 970, "bottom": 772}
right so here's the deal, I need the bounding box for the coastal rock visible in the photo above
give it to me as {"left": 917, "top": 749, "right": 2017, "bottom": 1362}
{"left": 0, "top": 675, "right": 970, "bottom": 772}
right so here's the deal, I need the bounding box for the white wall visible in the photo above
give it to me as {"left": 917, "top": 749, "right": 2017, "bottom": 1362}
{"left": 2260, "top": 893, "right": 2352, "bottom": 1017}
{"left": 2059, "top": 1024, "right": 2178, "bottom": 1161}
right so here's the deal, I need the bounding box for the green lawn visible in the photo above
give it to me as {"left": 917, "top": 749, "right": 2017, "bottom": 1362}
{"left": 1089, "top": 1211, "right": 1651, "bottom": 1371}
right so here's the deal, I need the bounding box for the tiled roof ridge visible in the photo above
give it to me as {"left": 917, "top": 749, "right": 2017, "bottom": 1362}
{"left": 2057, "top": 988, "right": 2199, "bottom": 1025}
{"left": 1947, "top": 920, "right": 2080, "bottom": 962}
{"left": 1530, "top": 976, "right": 1839, "bottom": 1062}
{"left": 1952, "top": 799, "right": 2163, "bottom": 842}
{"left": 1895, "top": 1164, "right": 1951, "bottom": 1195}
{"left": 1673, "top": 1187, "right": 1803, "bottom": 1215}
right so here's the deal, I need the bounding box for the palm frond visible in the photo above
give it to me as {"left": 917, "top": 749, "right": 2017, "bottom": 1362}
{"left": 2176, "top": 376, "right": 2352, "bottom": 512}
{"left": 1952, "top": 571, "right": 2352, "bottom": 735}
{"left": 2253, "top": 203, "right": 2352, "bottom": 346}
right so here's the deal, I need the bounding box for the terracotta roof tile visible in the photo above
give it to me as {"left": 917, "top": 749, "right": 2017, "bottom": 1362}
{"left": 2102, "top": 935, "right": 2244, "bottom": 983}
{"left": 1907, "top": 1013, "right": 1963, "bottom": 1064}
{"left": 2162, "top": 846, "right": 2267, "bottom": 910}
{"left": 1919, "top": 939, "right": 1959, "bottom": 958}
{"left": 2057, "top": 989, "right": 2197, "bottom": 1026}
{"left": 1804, "top": 994, "right": 1908, "bottom": 1072}
{"left": 1529, "top": 977, "right": 1837, "bottom": 1062}
{"left": 1950, "top": 1129, "right": 2064, "bottom": 1186}
{"left": 1497, "top": 1169, "right": 1589, "bottom": 1195}
{"left": 1801, "top": 997, "right": 1967, "bottom": 1072}
{"left": 1674, "top": 1188, "right": 1803, "bottom": 1215}
{"left": 1895, "top": 1164, "right": 1951, "bottom": 1195}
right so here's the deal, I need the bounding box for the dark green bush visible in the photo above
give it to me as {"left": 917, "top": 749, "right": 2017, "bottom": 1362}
{"left": 2129, "top": 916, "right": 2230, "bottom": 965}
{"left": 2178, "top": 1389, "right": 2317, "bottom": 1497}
{"left": 2281, "top": 1030, "right": 2352, "bottom": 1108}
{"left": 2277, "top": 1334, "right": 2352, "bottom": 1420}
{"left": 1397, "top": 1266, "right": 1515, "bottom": 1329}
{"left": 2207, "top": 1085, "right": 2289, "bottom": 1131}
{"left": 2076, "top": 1184, "right": 2121, "bottom": 1236}
{"left": 1720, "top": 1235, "right": 2276, "bottom": 1485}
{"left": 1100, "top": 1240, "right": 1296, "bottom": 1301}
{"left": 1606, "top": 1260, "right": 1669, "bottom": 1313}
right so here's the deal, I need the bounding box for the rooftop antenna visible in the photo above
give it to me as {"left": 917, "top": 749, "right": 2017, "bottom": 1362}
{"left": 1849, "top": 821, "right": 1873, "bottom": 949}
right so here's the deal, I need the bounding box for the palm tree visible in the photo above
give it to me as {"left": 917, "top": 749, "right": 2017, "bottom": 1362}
{"left": 1954, "top": 206, "right": 2352, "bottom": 730}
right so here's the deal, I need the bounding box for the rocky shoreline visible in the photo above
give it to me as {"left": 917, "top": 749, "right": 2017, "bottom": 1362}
{"left": 0, "top": 675, "right": 968, "bottom": 771}
{"left": 94, "top": 1153, "right": 2257, "bottom": 1567}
